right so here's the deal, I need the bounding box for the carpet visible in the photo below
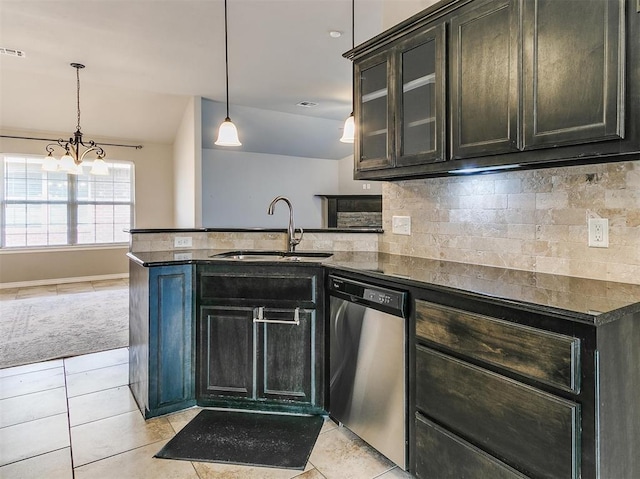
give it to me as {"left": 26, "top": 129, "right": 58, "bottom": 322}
{"left": 155, "top": 410, "right": 324, "bottom": 470}
{"left": 0, "top": 289, "right": 129, "bottom": 369}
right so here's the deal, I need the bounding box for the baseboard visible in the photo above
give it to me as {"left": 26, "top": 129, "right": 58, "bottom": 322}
{"left": 0, "top": 273, "right": 129, "bottom": 290}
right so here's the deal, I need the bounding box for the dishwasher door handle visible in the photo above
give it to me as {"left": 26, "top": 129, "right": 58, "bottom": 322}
{"left": 252, "top": 306, "right": 301, "bottom": 325}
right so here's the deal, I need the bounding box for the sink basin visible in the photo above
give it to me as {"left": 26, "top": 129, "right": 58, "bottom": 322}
{"left": 209, "top": 250, "right": 333, "bottom": 261}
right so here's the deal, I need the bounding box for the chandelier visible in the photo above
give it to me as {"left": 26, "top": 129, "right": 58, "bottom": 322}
{"left": 42, "top": 63, "right": 109, "bottom": 175}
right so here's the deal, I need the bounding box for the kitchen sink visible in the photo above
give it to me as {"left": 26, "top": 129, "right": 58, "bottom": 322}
{"left": 209, "top": 250, "right": 333, "bottom": 261}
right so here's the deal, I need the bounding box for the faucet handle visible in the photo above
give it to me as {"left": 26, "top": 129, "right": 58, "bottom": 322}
{"left": 291, "top": 227, "right": 304, "bottom": 248}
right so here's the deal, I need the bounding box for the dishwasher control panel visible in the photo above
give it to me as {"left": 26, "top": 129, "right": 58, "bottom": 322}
{"left": 328, "top": 275, "right": 407, "bottom": 317}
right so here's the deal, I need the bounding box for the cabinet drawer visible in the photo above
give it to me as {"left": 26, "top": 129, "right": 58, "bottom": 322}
{"left": 415, "top": 412, "right": 528, "bottom": 479}
{"left": 416, "top": 346, "right": 580, "bottom": 479}
{"left": 415, "top": 300, "right": 580, "bottom": 392}
{"left": 199, "top": 271, "right": 317, "bottom": 305}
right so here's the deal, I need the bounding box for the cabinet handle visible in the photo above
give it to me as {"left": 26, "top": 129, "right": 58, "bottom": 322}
{"left": 252, "top": 306, "right": 301, "bottom": 326}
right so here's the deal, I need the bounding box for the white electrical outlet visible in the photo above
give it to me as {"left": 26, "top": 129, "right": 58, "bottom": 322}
{"left": 588, "top": 218, "right": 609, "bottom": 248}
{"left": 174, "top": 236, "right": 193, "bottom": 248}
{"left": 392, "top": 216, "right": 411, "bottom": 235}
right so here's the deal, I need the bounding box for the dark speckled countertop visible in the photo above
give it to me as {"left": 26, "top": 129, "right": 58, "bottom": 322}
{"left": 127, "top": 250, "right": 640, "bottom": 326}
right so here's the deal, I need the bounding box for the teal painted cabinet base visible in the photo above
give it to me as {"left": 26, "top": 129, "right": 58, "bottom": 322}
{"left": 129, "top": 261, "right": 195, "bottom": 418}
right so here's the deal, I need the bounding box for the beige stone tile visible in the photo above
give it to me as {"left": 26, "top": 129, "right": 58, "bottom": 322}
{"left": 165, "top": 407, "right": 202, "bottom": 433}
{"left": 0, "top": 366, "right": 65, "bottom": 400}
{"left": 65, "top": 362, "right": 129, "bottom": 398}
{"left": 74, "top": 439, "right": 199, "bottom": 479}
{"left": 91, "top": 279, "right": 129, "bottom": 291}
{"left": 0, "top": 386, "right": 67, "bottom": 428}
{"left": 293, "top": 468, "right": 326, "bottom": 479}
{"left": 0, "top": 288, "right": 18, "bottom": 301}
{"left": 193, "top": 460, "right": 312, "bottom": 479}
{"left": 15, "top": 285, "right": 58, "bottom": 299}
{"left": 68, "top": 385, "right": 139, "bottom": 427}
{"left": 0, "top": 358, "right": 63, "bottom": 378}
{"left": 56, "top": 282, "right": 94, "bottom": 294}
{"left": 308, "top": 427, "right": 396, "bottom": 479}
{"left": 377, "top": 466, "right": 413, "bottom": 478}
{"left": 71, "top": 411, "right": 174, "bottom": 467}
{"left": 0, "top": 447, "right": 72, "bottom": 479}
{"left": 0, "top": 413, "right": 70, "bottom": 466}
{"left": 64, "top": 347, "right": 129, "bottom": 375}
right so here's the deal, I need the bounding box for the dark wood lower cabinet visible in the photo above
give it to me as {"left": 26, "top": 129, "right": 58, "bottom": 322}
{"left": 196, "top": 264, "right": 325, "bottom": 413}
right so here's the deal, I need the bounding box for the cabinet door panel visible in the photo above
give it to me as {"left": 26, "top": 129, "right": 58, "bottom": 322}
{"left": 148, "top": 265, "right": 194, "bottom": 415}
{"left": 523, "top": 0, "right": 623, "bottom": 148}
{"left": 198, "top": 307, "right": 254, "bottom": 399}
{"left": 415, "top": 413, "right": 528, "bottom": 479}
{"left": 355, "top": 52, "right": 394, "bottom": 171}
{"left": 416, "top": 345, "right": 580, "bottom": 479}
{"left": 396, "top": 24, "right": 446, "bottom": 166}
{"left": 450, "top": 0, "right": 520, "bottom": 158}
{"left": 257, "top": 309, "right": 315, "bottom": 404}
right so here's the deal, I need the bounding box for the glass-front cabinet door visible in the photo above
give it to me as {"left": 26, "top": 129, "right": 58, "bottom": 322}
{"left": 395, "top": 24, "right": 446, "bottom": 167}
{"left": 355, "top": 52, "right": 394, "bottom": 171}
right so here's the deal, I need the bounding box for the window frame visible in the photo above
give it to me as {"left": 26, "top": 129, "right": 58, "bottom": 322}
{"left": 1, "top": 153, "right": 135, "bottom": 249}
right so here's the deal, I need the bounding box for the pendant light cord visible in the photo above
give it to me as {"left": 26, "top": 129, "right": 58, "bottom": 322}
{"left": 351, "top": 0, "right": 354, "bottom": 50}
{"left": 224, "top": 0, "right": 230, "bottom": 120}
{"left": 76, "top": 65, "right": 82, "bottom": 131}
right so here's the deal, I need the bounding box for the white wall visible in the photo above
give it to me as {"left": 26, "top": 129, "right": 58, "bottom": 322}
{"left": 338, "top": 155, "right": 383, "bottom": 195}
{"left": 202, "top": 149, "right": 340, "bottom": 228}
{"left": 173, "top": 97, "right": 202, "bottom": 227}
{"left": 382, "top": 0, "right": 439, "bottom": 29}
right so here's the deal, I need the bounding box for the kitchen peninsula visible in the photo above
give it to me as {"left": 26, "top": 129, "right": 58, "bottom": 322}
{"left": 128, "top": 228, "right": 640, "bottom": 479}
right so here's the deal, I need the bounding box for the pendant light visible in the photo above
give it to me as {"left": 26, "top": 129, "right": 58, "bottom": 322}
{"left": 340, "top": 0, "right": 355, "bottom": 143}
{"left": 215, "top": 0, "right": 241, "bottom": 146}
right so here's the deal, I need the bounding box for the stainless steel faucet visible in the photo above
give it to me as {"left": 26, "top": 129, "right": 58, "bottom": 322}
{"left": 267, "top": 196, "right": 304, "bottom": 252}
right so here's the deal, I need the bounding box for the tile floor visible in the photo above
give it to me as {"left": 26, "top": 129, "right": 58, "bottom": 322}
{"left": 0, "top": 281, "right": 413, "bottom": 479}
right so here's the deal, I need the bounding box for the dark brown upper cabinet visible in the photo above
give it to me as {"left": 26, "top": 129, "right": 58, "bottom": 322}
{"left": 450, "top": 0, "right": 520, "bottom": 159}
{"left": 354, "top": 23, "right": 446, "bottom": 172}
{"left": 522, "top": 0, "right": 624, "bottom": 149}
{"left": 347, "top": 0, "right": 638, "bottom": 180}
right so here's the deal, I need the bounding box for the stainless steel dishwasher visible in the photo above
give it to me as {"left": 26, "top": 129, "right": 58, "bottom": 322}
{"left": 328, "top": 274, "right": 408, "bottom": 470}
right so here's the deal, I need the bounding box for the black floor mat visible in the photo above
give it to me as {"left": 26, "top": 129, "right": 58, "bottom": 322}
{"left": 155, "top": 409, "right": 324, "bottom": 470}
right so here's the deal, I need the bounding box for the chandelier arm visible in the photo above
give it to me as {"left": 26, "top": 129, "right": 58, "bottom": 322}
{"left": 78, "top": 146, "right": 100, "bottom": 163}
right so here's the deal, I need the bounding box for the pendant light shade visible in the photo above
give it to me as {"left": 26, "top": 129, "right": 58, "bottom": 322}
{"left": 341, "top": 0, "right": 356, "bottom": 143}
{"left": 216, "top": 0, "right": 241, "bottom": 147}
{"left": 340, "top": 113, "right": 355, "bottom": 143}
{"left": 90, "top": 156, "right": 109, "bottom": 175}
{"left": 215, "top": 117, "right": 241, "bottom": 146}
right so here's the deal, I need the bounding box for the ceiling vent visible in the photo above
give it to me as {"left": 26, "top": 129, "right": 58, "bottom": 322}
{"left": 296, "top": 101, "right": 318, "bottom": 108}
{"left": 0, "top": 48, "right": 26, "bottom": 58}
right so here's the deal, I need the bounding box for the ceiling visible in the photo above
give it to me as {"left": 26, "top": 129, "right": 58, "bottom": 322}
{"left": 0, "top": 0, "right": 394, "bottom": 145}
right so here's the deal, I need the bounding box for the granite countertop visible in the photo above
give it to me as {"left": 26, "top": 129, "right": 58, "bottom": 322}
{"left": 127, "top": 249, "right": 640, "bottom": 326}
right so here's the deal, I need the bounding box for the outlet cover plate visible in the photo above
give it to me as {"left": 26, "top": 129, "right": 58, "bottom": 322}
{"left": 588, "top": 218, "right": 609, "bottom": 248}
{"left": 174, "top": 236, "right": 193, "bottom": 248}
{"left": 392, "top": 216, "right": 411, "bottom": 235}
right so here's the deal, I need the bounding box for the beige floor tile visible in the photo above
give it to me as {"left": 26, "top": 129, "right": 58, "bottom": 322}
{"left": 0, "top": 288, "right": 19, "bottom": 301}
{"left": 0, "top": 448, "right": 73, "bottom": 479}
{"left": 308, "top": 427, "right": 396, "bottom": 479}
{"left": 15, "top": 285, "right": 58, "bottom": 299}
{"left": 64, "top": 347, "right": 129, "bottom": 375}
{"left": 56, "top": 282, "right": 94, "bottom": 294}
{"left": 70, "top": 410, "right": 174, "bottom": 467}
{"left": 91, "top": 279, "right": 129, "bottom": 291}
{"left": 377, "top": 466, "right": 413, "bottom": 478}
{"left": 320, "top": 417, "right": 338, "bottom": 435}
{"left": 165, "top": 407, "right": 202, "bottom": 433}
{"left": 65, "top": 362, "right": 128, "bottom": 397}
{"left": 0, "top": 366, "right": 65, "bottom": 400}
{"left": 0, "top": 358, "right": 63, "bottom": 378}
{"left": 293, "top": 469, "right": 327, "bottom": 479}
{"left": 193, "top": 459, "right": 312, "bottom": 479}
{"left": 0, "top": 386, "right": 67, "bottom": 428}
{"left": 68, "top": 385, "right": 139, "bottom": 427}
{"left": 74, "top": 439, "right": 199, "bottom": 479}
{"left": 0, "top": 413, "right": 70, "bottom": 466}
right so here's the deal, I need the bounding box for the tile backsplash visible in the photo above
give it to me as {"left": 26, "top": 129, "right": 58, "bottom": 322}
{"left": 381, "top": 159, "right": 640, "bottom": 285}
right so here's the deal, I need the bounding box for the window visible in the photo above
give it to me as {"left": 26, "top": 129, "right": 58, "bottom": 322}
{"left": 1, "top": 154, "right": 134, "bottom": 248}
